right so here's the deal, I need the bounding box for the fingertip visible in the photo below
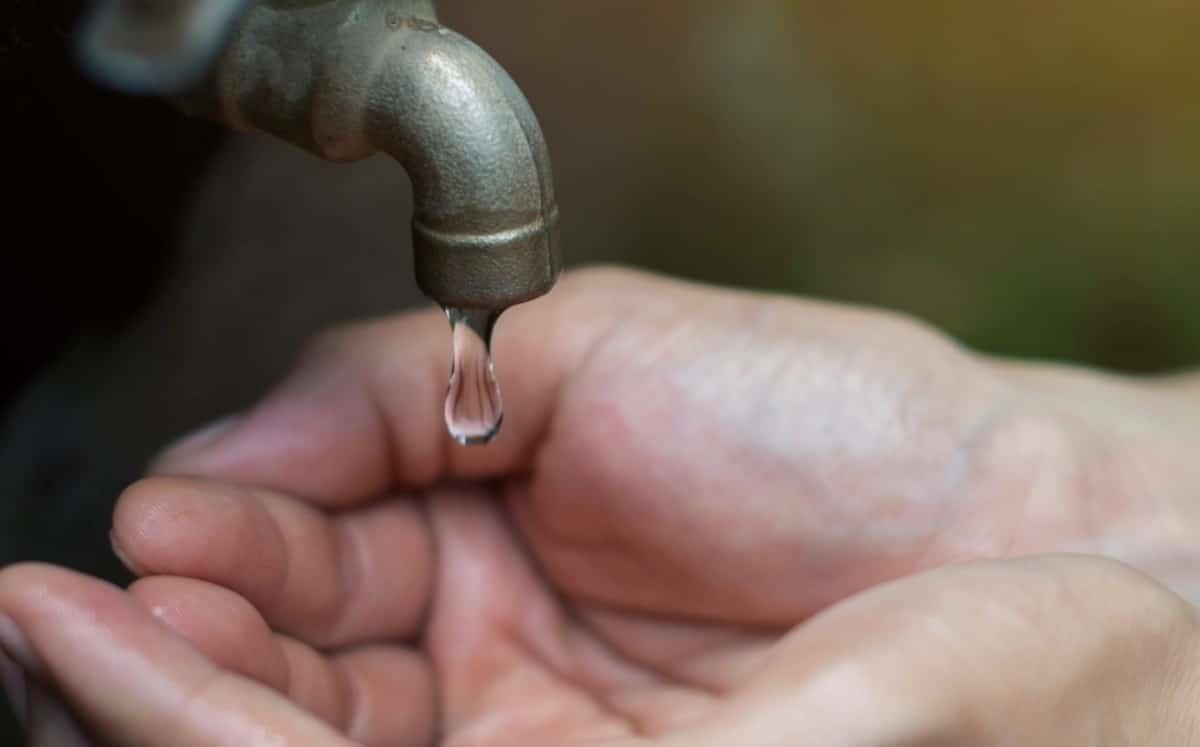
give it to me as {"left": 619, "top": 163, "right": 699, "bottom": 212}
{"left": 128, "top": 577, "right": 290, "bottom": 694}
{"left": 0, "top": 562, "right": 79, "bottom": 593}
{"left": 0, "top": 565, "right": 56, "bottom": 677}
{"left": 108, "top": 530, "right": 143, "bottom": 577}
{"left": 112, "top": 478, "right": 288, "bottom": 598}
{"left": 111, "top": 479, "right": 183, "bottom": 577}
{"left": 111, "top": 478, "right": 189, "bottom": 571}
{"left": 0, "top": 564, "right": 133, "bottom": 678}
{"left": 0, "top": 562, "right": 114, "bottom": 629}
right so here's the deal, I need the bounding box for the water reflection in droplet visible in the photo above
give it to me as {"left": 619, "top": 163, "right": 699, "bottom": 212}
{"left": 444, "top": 306, "right": 504, "bottom": 446}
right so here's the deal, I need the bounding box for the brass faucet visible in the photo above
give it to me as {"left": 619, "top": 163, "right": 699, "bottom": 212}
{"left": 79, "top": 0, "right": 561, "bottom": 311}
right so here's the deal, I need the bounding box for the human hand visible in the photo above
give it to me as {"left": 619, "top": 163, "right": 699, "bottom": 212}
{"left": 139, "top": 267, "right": 1200, "bottom": 623}
{"left": 4, "top": 551, "right": 1199, "bottom": 745}
{"left": 2, "top": 267, "right": 1198, "bottom": 744}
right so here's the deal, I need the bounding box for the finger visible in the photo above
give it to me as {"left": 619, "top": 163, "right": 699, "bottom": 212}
{"left": 130, "top": 576, "right": 436, "bottom": 745}
{"left": 0, "top": 564, "right": 353, "bottom": 746}
{"left": 129, "top": 576, "right": 290, "bottom": 693}
{"left": 332, "top": 646, "right": 435, "bottom": 747}
{"left": 280, "top": 638, "right": 436, "bottom": 747}
{"left": 150, "top": 267, "right": 647, "bottom": 505}
{"left": 114, "top": 476, "right": 432, "bottom": 648}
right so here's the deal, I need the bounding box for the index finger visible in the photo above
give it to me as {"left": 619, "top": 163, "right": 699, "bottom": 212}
{"left": 150, "top": 267, "right": 638, "bottom": 506}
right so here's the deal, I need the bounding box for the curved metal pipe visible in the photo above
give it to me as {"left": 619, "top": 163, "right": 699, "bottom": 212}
{"left": 95, "top": 0, "right": 561, "bottom": 310}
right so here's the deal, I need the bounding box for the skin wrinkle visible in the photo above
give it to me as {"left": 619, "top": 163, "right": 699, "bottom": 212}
{"left": 260, "top": 491, "right": 332, "bottom": 641}
{"left": 1166, "top": 635, "right": 1200, "bottom": 744}
{"left": 429, "top": 586, "right": 631, "bottom": 740}
{"left": 523, "top": 326, "right": 964, "bottom": 619}
{"left": 488, "top": 497, "right": 669, "bottom": 703}
{"left": 1111, "top": 440, "right": 1200, "bottom": 553}
{"left": 519, "top": 357, "right": 631, "bottom": 552}
{"left": 798, "top": 344, "right": 961, "bottom": 545}
{"left": 600, "top": 686, "right": 717, "bottom": 738}
{"left": 950, "top": 411, "right": 1092, "bottom": 562}
{"left": 411, "top": 497, "right": 438, "bottom": 641}
{"left": 430, "top": 491, "right": 722, "bottom": 740}
{"left": 909, "top": 379, "right": 1018, "bottom": 568}
{"left": 547, "top": 617, "right": 680, "bottom": 703}
{"left": 493, "top": 633, "right": 638, "bottom": 737}
{"left": 329, "top": 513, "right": 369, "bottom": 650}
{"left": 575, "top": 611, "right": 775, "bottom": 698}
{"left": 1023, "top": 424, "right": 1089, "bottom": 556}
{"left": 276, "top": 636, "right": 322, "bottom": 718}
{"left": 1045, "top": 390, "right": 1133, "bottom": 512}
{"left": 282, "top": 637, "right": 351, "bottom": 733}
{"left": 510, "top": 280, "right": 626, "bottom": 484}
{"left": 232, "top": 486, "right": 293, "bottom": 623}
{"left": 505, "top": 479, "right": 620, "bottom": 554}
{"left": 327, "top": 655, "right": 357, "bottom": 737}
{"left": 333, "top": 656, "right": 368, "bottom": 743}
{"left": 544, "top": 317, "right": 854, "bottom": 610}
{"left": 360, "top": 355, "right": 407, "bottom": 496}
{"left": 270, "top": 634, "right": 296, "bottom": 702}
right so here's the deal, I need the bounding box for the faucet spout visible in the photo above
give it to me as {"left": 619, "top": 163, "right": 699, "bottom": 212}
{"left": 103, "top": 0, "right": 563, "bottom": 310}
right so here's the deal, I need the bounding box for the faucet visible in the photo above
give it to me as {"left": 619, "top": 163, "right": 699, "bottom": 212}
{"left": 78, "top": 0, "right": 561, "bottom": 311}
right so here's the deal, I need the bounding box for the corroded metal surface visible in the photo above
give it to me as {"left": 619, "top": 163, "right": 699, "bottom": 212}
{"left": 81, "top": 0, "right": 561, "bottom": 310}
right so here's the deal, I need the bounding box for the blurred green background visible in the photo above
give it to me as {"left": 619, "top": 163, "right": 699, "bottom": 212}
{"left": 459, "top": 0, "right": 1200, "bottom": 372}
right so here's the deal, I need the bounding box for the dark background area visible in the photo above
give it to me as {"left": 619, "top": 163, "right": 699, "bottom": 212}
{"left": 3, "top": 6, "right": 222, "bottom": 738}
{"left": 2, "top": 1, "right": 1199, "bottom": 742}
{"left": 3, "top": 2, "right": 223, "bottom": 417}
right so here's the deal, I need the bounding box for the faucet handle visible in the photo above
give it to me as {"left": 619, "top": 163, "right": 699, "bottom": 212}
{"left": 78, "top": 0, "right": 253, "bottom": 94}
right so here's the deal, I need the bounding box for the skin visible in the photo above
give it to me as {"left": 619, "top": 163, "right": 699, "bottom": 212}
{"left": 1, "top": 266, "right": 1199, "bottom": 745}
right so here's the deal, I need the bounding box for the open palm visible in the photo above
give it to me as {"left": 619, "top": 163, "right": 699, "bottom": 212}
{"left": 3, "top": 268, "right": 1194, "bottom": 745}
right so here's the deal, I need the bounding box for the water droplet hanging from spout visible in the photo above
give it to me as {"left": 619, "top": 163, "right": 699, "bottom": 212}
{"left": 444, "top": 306, "right": 504, "bottom": 446}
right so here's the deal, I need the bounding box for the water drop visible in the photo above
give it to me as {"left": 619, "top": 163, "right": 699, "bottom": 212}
{"left": 444, "top": 306, "right": 505, "bottom": 446}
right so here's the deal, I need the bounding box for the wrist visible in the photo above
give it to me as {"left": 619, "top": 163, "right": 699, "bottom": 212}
{"left": 980, "top": 360, "right": 1200, "bottom": 594}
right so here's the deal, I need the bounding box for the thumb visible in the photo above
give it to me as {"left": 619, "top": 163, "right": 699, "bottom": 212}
{"left": 652, "top": 556, "right": 1200, "bottom": 746}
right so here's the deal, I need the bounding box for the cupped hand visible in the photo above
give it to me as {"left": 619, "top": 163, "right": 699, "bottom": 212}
{"left": 4, "top": 550, "right": 1198, "bottom": 745}
{"left": 2, "top": 267, "right": 1197, "bottom": 745}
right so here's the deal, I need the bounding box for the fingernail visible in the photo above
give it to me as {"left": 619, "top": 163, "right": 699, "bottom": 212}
{"left": 0, "top": 650, "right": 27, "bottom": 728}
{"left": 109, "top": 532, "right": 144, "bottom": 576}
{"left": 150, "top": 414, "right": 243, "bottom": 472}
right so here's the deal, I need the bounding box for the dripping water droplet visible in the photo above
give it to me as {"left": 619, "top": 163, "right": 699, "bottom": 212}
{"left": 444, "top": 306, "right": 504, "bottom": 446}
